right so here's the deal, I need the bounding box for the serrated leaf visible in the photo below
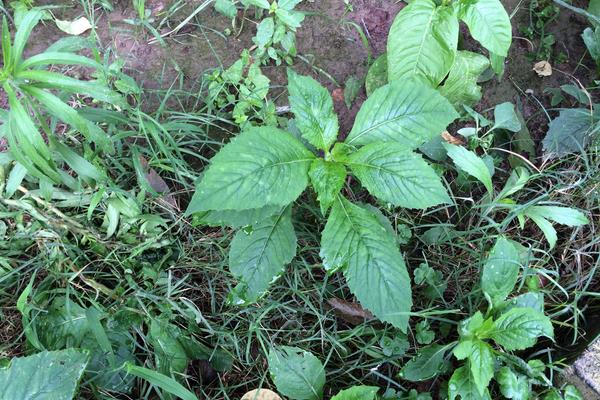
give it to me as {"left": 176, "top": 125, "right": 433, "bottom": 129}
{"left": 365, "top": 53, "right": 388, "bottom": 97}
{"left": 444, "top": 143, "right": 493, "bottom": 194}
{"left": 438, "top": 51, "right": 489, "bottom": 108}
{"left": 186, "top": 127, "right": 314, "bottom": 213}
{"left": 467, "top": 340, "right": 495, "bottom": 396}
{"left": 346, "top": 142, "right": 450, "bottom": 209}
{"left": 399, "top": 344, "right": 450, "bottom": 382}
{"left": 275, "top": 9, "right": 305, "bottom": 30}
{"left": 287, "top": 69, "right": 339, "bottom": 151}
{"left": 308, "top": 159, "right": 346, "bottom": 214}
{"left": 346, "top": 80, "right": 459, "bottom": 148}
{"left": 542, "top": 109, "right": 596, "bottom": 157}
{"left": 481, "top": 237, "right": 521, "bottom": 306}
{"left": 268, "top": 346, "right": 325, "bottom": 400}
{"left": 331, "top": 386, "right": 379, "bottom": 400}
{"left": 0, "top": 349, "right": 89, "bottom": 400}
{"left": 229, "top": 206, "right": 297, "bottom": 304}
{"left": 492, "top": 103, "right": 522, "bottom": 132}
{"left": 497, "top": 367, "right": 530, "bottom": 400}
{"left": 448, "top": 366, "right": 491, "bottom": 400}
{"left": 502, "top": 292, "right": 544, "bottom": 313}
{"left": 459, "top": 0, "right": 512, "bottom": 57}
{"left": 320, "top": 197, "right": 412, "bottom": 331}
{"left": 490, "top": 308, "right": 554, "bottom": 351}
{"left": 193, "top": 206, "right": 282, "bottom": 228}
{"left": 387, "top": 0, "right": 458, "bottom": 85}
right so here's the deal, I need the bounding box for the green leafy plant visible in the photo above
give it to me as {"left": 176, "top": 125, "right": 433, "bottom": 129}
{"left": 0, "top": 9, "right": 123, "bottom": 190}
{"left": 398, "top": 236, "right": 583, "bottom": 399}
{"left": 207, "top": 49, "right": 276, "bottom": 127}
{"left": 215, "top": 0, "right": 304, "bottom": 65}
{"left": 367, "top": 0, "right": 512, "bottom": 109}
{"left": 187, "top": 68, "right": 459, "bottom": 331}
{"left": 0, "top": 349, "right": 89, "bottom": 399}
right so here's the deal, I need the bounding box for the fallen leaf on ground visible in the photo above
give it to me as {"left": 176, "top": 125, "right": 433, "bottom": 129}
{"left": 241, "top": 389, "right": 282, "bottom": 400}
{"left": 441, "top": 131, "right": 465, "bottom": 145}
{"left": 327, "top": 297, "right": 374, "bottom": 325}
{"left": 139, "top": 156, "right": 179, "bottom": 210}
{"left": 533, "top": 61, "right": 552, "bottom": 77}
{"left": 55, "top": 17, "right": 93, "bottom": 35}
{"left": 331, "top": 88, "right": 344, "bottom": 103}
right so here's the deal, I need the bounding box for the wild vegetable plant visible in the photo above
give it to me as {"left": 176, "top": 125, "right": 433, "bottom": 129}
{"left": 398, "top": 236, "right": 573, "bottom": 399}
{"left": 367, "top": 0, "right": 512, "bottom": 109}
{"left": 215, "top": 0, "right": 304, "bottom": 65}
{"left": 207, "top": 49, "right": 276, "bottom": 127}
{"left": 0, "top": 9, "right": 123, "bottom": 190}
{"left": 187, "top": 68, "right": 459, "bottom": 331}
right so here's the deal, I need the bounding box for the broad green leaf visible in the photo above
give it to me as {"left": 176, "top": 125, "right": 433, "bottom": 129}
{"left": 331, "top": 386, "right": 379, "bottom": 400}
{"left": 365, "top": 53, "right": 387, "bottom": 96}
{"left": 456, "top": 340, "right": 494, "bottom": 396}
{"left": 346, "top": 142, "right": 451, "bottom": 209}
{"left": 125, "top": 364, "right": 199, "bottom": 400}
{"left": 215, "top": 0, "right": 238, "bottom": 18}
{"left": 459, "top": 0, "right": 512, "bottom": 57}
{"left": 398, "top": 344, "right": 450, "bottom": 382}
{"left": 275, "top": 9, "right": 305, "bottom": 30}
{"left": 186, "top": 127, "right": 314, "bottom": 213}
{"left": 448, "top": 366, "right": 491, "bottom": 400}
{"left": 268, "top": 346, "right": 325, "bottom": 400}
{"left": 502, "top": 292, "right": 544, "bottom": 314}
{"left": 583, "top": 27, "right": 600, "bottom": 62}
{"left": 193, "top": 205, "right": 282, "bottom": 228}
{"left": 229, "top": 206, "right": 297, "bottom": 304}
{"left": 254, "top": 17, "right": 274, "bottom": 47}
{"left": 590, "top": 0, "right": 600, "bottom": 26}
{"left": 321, "top": 197, "right": 412, "bottom": 331}
{"left": 387, "top": 0, "right": 458, "bottom": 85}
{"left": 444, "top": 143, "right": 493, "bottom": 194}
{"left": 279, "top": 0, "right": 302, "bottom": 10}
{"left": 481, "top": 237, "right": 521, "bottom": 306}
{"left": 149, "top": 319, "right": 189, "bottom": 376}
{"left": 0, "top": 349, "right": 89, "bottom": 400}
{"left": 542, "top": 109, "right": 596, "bottom": 157}
{"left": 438, "top": 51, "right": 489, "bottom": 108}
{"left": 490, "top": 307, "right": 554, "bottom": 351}
{"left": 308, "top": 159, "right": 346, "bottom": 214}
{"left": 491, "top": 102, "right": 522, "bottom": 132}
{"left": 497, "top": 367, "right": 530, "bottom": 400}
{"left": 346, "top": 80, "right": 459, "bottom": 148}
{"left": 241, "top": 0, "right": 270, "bottom": 9}
{"left": 528, "top": 206, "right": 589, "bottom": 227}
{"left": 490, "top": 52, "right": 506, "bottom": 78}
{"left": 561, "top": 84, "right": 590, "bottom": 105}
{"left": 287, "top": 69, "right": 339, "bottom": 151}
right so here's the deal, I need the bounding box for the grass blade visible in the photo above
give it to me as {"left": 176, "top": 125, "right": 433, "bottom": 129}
{"left": 125, "top": 364, "right": 199, "bottom": 400}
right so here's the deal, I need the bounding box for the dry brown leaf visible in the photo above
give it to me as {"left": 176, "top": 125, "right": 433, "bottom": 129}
{"left": 533, "top": 61, "right": 552, "bottom": 77}
{"left": 241, "top": 389, "right": 282, "bottom": 400}
{"left": 139, "top": 156, "right": 179, "bottom": 210}
{"left": 331, "top": 88, "right": 344, "bottom": 103}
{"left": 441, "top": 131, "right": 465, "bottom": 145}
{"left": 327, "top": 297, "right": 374, "bottom": 325}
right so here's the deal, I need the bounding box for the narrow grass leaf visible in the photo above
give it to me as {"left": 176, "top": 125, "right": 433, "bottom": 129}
{"left": 125, "top": 364, "right": 199, "bottom": 400}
